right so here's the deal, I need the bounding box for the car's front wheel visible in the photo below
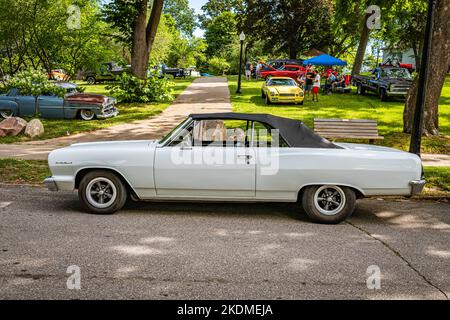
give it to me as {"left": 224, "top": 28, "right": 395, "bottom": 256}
{"left": 356, "top": 84, "right": 365, "bottom": 95}
{"left": 301, "top": 185, "right": 356, "bottom": 224}
{"left": 80, "top": 109, "right": 95, "bottom": 121}
{"left": 78, "top": 170, "right": 128, "bottom": 214}
{"left": 379, "top": 88, "right": 388, "bottom": 101}
{"left": 86, "top": 76, "right": 96, "bottom": 85}
{"left": 261, "top": 90, "right": 266, "bottom": 98}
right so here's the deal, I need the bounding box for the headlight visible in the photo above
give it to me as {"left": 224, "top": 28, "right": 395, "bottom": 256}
{"left": 269, "top": 91, "right": 277, "bottom": 96}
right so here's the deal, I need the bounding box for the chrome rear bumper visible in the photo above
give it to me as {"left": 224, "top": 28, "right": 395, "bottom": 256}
{"left": 409, "top": 179, "right": 426, "bottom": 196}
{"left": 44, "top": 177, "right": 58, "bottom": 191}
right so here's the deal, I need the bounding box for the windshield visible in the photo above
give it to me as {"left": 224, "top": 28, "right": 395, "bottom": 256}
{"left": 158, "top": 117, "right": 191, "bottom": 145}
{"left": 380, "top": 68, "right": 411, "bottom": 79}
{"left": 268, "top": 78, "right": 296, "bottom": 86}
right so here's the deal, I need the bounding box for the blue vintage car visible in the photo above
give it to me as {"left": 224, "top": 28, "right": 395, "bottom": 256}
{"left": 0, "top": 82, "right": 118, "bottom": 120}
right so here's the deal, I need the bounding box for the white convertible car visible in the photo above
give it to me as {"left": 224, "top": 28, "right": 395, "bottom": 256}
{"left": 45, "top": 113, "right": 425, "bottom": 224}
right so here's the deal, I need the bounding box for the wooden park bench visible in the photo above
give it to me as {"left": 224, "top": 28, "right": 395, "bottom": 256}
{"left": 313, "top": 118, "right": 384, "bottom": 144}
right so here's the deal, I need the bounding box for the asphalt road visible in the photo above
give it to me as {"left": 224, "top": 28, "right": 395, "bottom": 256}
{"left": 0, "top": 184, "right": 449, "bottom": 300}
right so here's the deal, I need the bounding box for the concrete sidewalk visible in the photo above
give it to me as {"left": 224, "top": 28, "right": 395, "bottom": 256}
{"left": 0, "top": 77, "right": 231, "bottom": 160}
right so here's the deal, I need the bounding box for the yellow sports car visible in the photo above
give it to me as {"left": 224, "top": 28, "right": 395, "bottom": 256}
{"left": 261, "top": 77, "right": 304, "bottom": 105}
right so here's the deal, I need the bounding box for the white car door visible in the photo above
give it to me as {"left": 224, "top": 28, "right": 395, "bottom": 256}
{"left": 154, "top": 119, "right": 256, "bottom": 199}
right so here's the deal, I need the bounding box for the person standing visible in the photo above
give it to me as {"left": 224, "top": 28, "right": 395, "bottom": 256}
{"left": 255, "top": 61, "right": 262, "bottom": 79}
{"left": 312, "top": 71, "right": 321, "bottom": 102}
{"left": 245, "top": 61, "right": 253, "bottom": 81}
{"left": 304, "top": 72, "right": 314, "bottom": 98}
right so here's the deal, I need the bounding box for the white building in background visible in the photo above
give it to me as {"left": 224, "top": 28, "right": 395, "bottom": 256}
{"left": 381, "top": 48, "right": 416, "bottom": 69}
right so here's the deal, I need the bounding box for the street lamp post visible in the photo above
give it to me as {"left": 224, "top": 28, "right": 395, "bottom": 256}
{"left": 236, "top": 32, "right": 245, "bottom": 94}
{"left": 409, "top": 0, "right": 436, "bottom": 156}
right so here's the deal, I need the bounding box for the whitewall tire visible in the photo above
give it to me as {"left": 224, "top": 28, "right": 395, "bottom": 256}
{"left": 80, "top": 109, "right": 95, "bottom": 121}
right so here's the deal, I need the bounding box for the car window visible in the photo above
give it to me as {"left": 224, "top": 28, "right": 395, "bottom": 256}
{"left": 8, "top": 88, "right": 19, "bottom": 96}
{"left": 268, "top": 79, "right": 296, "bottom": 86}
{"left": 189, "top": 120, "right": 250, "bottom": 147}
{"left": 252, "top": 122, "right": 289, "bottom": 148}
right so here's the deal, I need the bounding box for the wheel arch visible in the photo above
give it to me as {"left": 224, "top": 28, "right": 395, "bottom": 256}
{"left": 297, "top": 183, "right": 365, "bottom": 201}
{"left": 74, "top": 167, "right": 139, "bottom": 199}
{"left": 0, "top": 100, "right": 19, "bottom": 116}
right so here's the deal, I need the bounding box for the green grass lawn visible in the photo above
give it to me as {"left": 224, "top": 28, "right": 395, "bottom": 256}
{"left": 228, "top": 75, "right": 450, "bottom": 154}
{"left": 0, "top": 78, "right": 194, "bottom": 144}
{"left": 0, "top": 158, "right": 448, "bottom": 197}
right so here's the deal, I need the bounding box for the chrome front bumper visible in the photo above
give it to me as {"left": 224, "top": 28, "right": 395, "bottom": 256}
{"left": 44, "top": 177, "right": 58, "bottom": 191}
{"left": 409, "top": 179, "right": 426, "bottom": 196}
{"left": 97, "top": 106, "right": 119, "bottom": 119}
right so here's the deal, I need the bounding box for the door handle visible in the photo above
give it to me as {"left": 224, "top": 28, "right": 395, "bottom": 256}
{"left": 181, "top": 146, "right": 192, "bottom": 150}
{"left": 237, "top": 155, "right": 252, "bottom": 159}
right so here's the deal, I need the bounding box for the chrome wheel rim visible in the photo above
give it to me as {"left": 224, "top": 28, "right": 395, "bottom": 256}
{"left": 86, "top": 177, "right": 117, "bottom": 209}
{"left": 313, "top": 185, "right": 346, "bottom": 216}
{"left": 0, "top": 110, "right": 13, "bottom": 118}
{"left": 80, "top": 110, "right": 94, "bottom": 120}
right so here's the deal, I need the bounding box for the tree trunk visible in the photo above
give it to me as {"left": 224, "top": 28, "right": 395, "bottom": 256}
{"left": 289, "top": 46, "right": 297, "bottom": 59}
{"left": 351, "top": 14, "right": 370, "bottom": 76}
{"left": 146, "top": 0, "right": 164, "bottom": 57}
{"left": 131, "top": 0, "right": 149, "bottom": 79}
{"left": 131, "top": 0, "right": 164, "bottom": 79}
{"left": 403, "top": 0, "right": 450, "bottom": 136}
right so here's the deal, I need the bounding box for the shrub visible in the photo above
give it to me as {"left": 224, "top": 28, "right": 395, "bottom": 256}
{"left": 5, "top": 69, "right": 66, "bottom": 97}
{"left": 209, "top": 57, "right": 231, "bottom": 75}
{"left": 106, "top": 71, "right": 174, "bottom": 103}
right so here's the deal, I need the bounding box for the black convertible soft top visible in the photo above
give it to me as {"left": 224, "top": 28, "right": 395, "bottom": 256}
{"left": 189, "top": 113, "right": 340, "bottom": 149}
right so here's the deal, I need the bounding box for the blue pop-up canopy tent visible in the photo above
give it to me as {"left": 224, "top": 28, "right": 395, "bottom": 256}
{"left": 303, "top": 54, "right": 347, "bottom": 66}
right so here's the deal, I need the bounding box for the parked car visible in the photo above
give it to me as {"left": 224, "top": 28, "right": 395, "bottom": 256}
{"left": 352, "top": 66, "right": 412, "bottom": 101}
{"left": 261, "top": 77, "right": 304, "bottom": 105}
{"left": 0, "top": 82, "right": 118, "bottom": 120}
{"left": 44, "top": 112, "right": 425, "bottom": 224}
{"left": 161, "top": 64, "right": 186, "bottom": 79}
{"left": 260, "top": 64, "right": 307, "bottom": 80}
{"left": 266, "top": 59, "right": 304, "bottom": 69}
{"left": 83, "top": 62, "right": 131, "bottom": 84}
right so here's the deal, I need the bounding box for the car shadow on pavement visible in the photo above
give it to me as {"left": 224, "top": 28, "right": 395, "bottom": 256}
{"left": 121, "top": 200, "right": 313, "bottom": 222}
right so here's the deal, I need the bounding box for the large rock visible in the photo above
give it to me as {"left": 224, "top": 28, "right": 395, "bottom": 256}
{"left": 0, "top": 117, "right": 28, "bottom": 136}
{"left": 25, "top": 119, "right": 45, "bottom": 138}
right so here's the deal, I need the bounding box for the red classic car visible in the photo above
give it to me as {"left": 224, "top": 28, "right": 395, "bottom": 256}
{"left": 260, "top": 64, "right": 307, "bottom": 80}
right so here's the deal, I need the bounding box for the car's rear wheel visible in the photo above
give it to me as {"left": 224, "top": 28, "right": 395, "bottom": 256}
{"left": 301, "top": 185, "right": 356, "bottom": 224}
{"left": 80, "top": 109, "right": 95, "bottom": 121}
{"left": 78, "top": 170, "right": 128, "bottom": 214}
{"left": 0, "top": 110, "right": 13, "bottom": 118}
